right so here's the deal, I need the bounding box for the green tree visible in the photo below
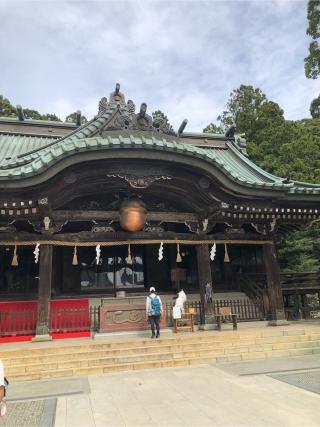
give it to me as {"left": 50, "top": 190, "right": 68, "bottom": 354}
{"left": 23, "top": 108, "right": 45, "bottom": 120}
{"left": 278, "top": 223, "right": 320, "bottom": 272}
{"left": 42, "top": 114, "right": 62, "bottom": 122}
{"left": 65, "top": 112, "right": 87, "bottom": 125}
{"left": 217, "top": 85, "right": 267, "bottom": 142}
{"left": 305, "top": 0, "right": 320, "bottom": 79}
{"left": 203, "top": 123, "right": 223, "bottom": 134}
{"left": 0, "top": 95, "right": 16, "bottom": 118}
{"left": 208, "top": 83, "right": 320, "bottom": 272}
{"left": 152, "top": 110, "right": 168, "bottom": 121}
{"left": 310, "top": 94, "right": 320, "bottom": 117}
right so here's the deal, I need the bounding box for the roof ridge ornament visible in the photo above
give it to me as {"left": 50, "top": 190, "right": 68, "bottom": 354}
{"left": 97, "top": 84, "right": 176, "bottom": 136}
{"left": 110, "top": 83, "right": 126, "bottom": 105}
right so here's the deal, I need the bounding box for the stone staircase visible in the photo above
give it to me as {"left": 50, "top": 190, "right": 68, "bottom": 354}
{"left": 2, "top": 325, "right": 320, "bottom": 382}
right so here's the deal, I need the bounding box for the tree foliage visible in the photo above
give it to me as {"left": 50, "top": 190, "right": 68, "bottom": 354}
{"left": 203, "top": 83, "right": 320, "bottom": 272}
{"left": 305, "top": 0, "right": 320, "bottom": 78}
{"left": 278, "top": 224, "right": 320, "bottom": 272}
{"left": 0, "top": 95, "right": 17, "bottom": 118}
{"left": 310, "top": 94, "right": 320, "bottom": 117}
{"left": 0, "top": 95, "right": 62, "bottom": 121}
{"left": 203, "top": 123, "right": 223, "bottom": 134}
{"left": 216, "top": 85, "right": 267, "bottom": 142}
{"left": 152, "top": 110, "right": 168, "bottom": 121}
{"left": 42, "top": 114, "right": 62, "bottom": 122}
{"left": 204, "top": 84, "right": 320, "bottom": 184}
{"left": 65, "top": 112, "right": 88, "bottom": 125}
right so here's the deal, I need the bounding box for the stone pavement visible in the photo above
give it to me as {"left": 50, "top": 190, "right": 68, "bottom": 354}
{"left": 3, "top": 354, "right": 319, "bottom": 427}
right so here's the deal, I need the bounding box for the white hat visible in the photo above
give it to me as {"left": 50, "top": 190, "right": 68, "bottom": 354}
{"left": 149, "top": 287, "right": 156, "bottom": 292}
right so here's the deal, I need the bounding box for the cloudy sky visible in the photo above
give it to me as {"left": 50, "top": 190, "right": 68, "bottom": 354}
{"left": 0, "top": 0, "right": 319, "bottom": 131}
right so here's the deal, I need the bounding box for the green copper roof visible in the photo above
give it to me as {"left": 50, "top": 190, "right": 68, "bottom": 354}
{"left": 0, "top": 134, "right": 56, "bottom": 162}
{"left": 0, "top": 132, "right": 319, "bottom": 196}
{"left": 0, "top": 84, "right": 319, "bottom": 198}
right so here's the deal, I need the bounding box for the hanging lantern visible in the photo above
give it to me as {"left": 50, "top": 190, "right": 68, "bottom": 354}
{"left": 210, "top": 243, "right": 216, "bottom": 261}
{"left": 72, "top": 246, "right": 78, "bottom": 265}
{"left": 33, "top": 243, "right": 40, "bottom": 264}
{"left": 11, "top": 245, "right": 18, "bottom": 266}
{"left": 224, "top": 243, "right": 230, "bottom": 263}
{"left": 176, "top": 243, "right": 182, "bottom": 263}
{"left": 158, "top": 242, "right": 164, "bottom": 261}
{"left": 119, "top": 198, "right": 147, "bottom": 232}
{"left": 127, "top": 244, "right": 133, "bottom": 264}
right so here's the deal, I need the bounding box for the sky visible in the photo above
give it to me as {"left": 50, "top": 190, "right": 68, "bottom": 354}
{"left": 0, "top": 0, "right": 319, "bottom": 132}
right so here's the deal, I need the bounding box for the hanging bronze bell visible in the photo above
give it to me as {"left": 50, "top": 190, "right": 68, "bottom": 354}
{"left": 119, "top": 199, "right": 147, "bottom": 232}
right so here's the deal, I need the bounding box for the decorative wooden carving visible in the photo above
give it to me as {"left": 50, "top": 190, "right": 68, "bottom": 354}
{"left": 107, "top": 166, "right": 172, "bottom": 189}
{"left": 99, "top": 304, "right": 166, "bottom": 333}
{"left": 251, "top": 219, "right": 277, "bottom": 235}
{"left": 98, "top": 97, "right": 108, "bottom": 114}
{"left": 107, "top": 173, "right": 172, "bottom": 189}
{"left": 226, "top": 224, "right": 245, "bottom": 235}
{"left": 185, "top": 221, "right": 200, "bottom": 233}
{"left": 152, "top": 111, "right": 175, "bottom": 135}
{"left": 38, "top": 197, "right": 49, "bottom": 206}
{"left": 92, "top": 224, "right": 115, "bottom": 233}
{"left": 96, "top": 84, "right": 176, "bottom": 136}
{"left": 144, "top": 223, "right": 165, "bottom": 233}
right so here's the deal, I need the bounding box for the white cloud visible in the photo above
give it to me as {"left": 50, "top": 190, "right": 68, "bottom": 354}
{"left": 0, "top": 0, "right": 316, "bottom": 130}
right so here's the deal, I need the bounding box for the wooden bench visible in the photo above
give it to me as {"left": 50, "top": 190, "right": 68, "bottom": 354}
{"left": 215, "top": 306, "right": 238, "bottom": 331}
{"left": 174, "top": 308, "right": 195, "bottom": 333}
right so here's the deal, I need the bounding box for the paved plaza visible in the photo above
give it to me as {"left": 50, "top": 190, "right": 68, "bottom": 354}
{"left": 0, "top": 354, "right": 319, "bottom": 427}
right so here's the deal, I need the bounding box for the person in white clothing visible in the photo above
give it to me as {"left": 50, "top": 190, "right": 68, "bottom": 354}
{"left": 0, "top": 360, "right": 7, "bottom": 417}
{"left": 174, "top": 289, "right": 187, "bottom": 317}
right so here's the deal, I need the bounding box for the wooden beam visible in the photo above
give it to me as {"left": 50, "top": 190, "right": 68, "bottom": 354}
{"left": 0, "top": 232, "right": 272, "bottom": 244}
{"left": 52, "top": 210, "right": 199, "bottom": 223}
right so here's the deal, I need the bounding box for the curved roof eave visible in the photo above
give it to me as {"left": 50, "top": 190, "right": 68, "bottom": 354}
{"left": 0, "top": 135, "right": 319, "bottom": 201}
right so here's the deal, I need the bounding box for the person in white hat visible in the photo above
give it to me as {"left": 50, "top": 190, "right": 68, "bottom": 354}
{"left": 146, "top": 287, "right": 163, "bottom": 338}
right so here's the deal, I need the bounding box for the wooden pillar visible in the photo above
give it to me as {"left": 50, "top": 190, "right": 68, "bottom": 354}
{"left": 263, "top": 242, "right": 287, "bottom": 325}
{"left": 34, "top": 244, "right": 53, "bottom": 339}
{"left": 196, "top": 244, "right": 211, "bottom": 325}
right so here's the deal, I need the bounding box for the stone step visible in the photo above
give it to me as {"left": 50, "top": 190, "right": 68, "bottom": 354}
{"left": 5, "top": 339, "right": 320, "bottom": 377}
{"left": 2, "top": 330, "right": 320, "bottom": 366}
{"left": 2, "top": 328, "right": 320, "bottom": 361}
{"left": 3, "top": 326, "right": 320, "bottom": 382}
{"left": 7, "top": 345, "right": 320, "bottom": 382}
{"left": 4, "top": 334, "right": 320, "bottom": 368}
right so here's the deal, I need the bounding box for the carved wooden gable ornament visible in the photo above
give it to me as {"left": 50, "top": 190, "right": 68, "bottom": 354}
{"left": 97, "top": 84, "right": 176, "bottom": 136}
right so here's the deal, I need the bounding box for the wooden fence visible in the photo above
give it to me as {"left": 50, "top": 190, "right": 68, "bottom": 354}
{"left": 0, "top": 307, "right": 96, "bottom": 336}
{"left": 280, "top": 272, "right": 320, "bottom": 290}
{"left": 213, "top": 299, "right": 264, "bottom": 321}
{"left": 165, "top": 301, "right": 203, "bottom": 326}
{"left": 0, "top": 309, "right": 37, "bottom": 336}
{"left": 50, "top": 307, "right": 90, "bottom": 333}
{"left": 0, "top": 299, "right": 264, "bottom": 337}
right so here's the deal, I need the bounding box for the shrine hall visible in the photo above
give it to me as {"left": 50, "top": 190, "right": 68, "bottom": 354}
{"left": 0, "top": 84, "right": 319, "bottom": 339}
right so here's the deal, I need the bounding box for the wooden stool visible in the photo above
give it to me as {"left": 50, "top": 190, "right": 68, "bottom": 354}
{"left": 215, "top": 306, "right": 238, "bottom": 331}
{"left": 174, "top": 308, "right": 195, "bottom": 333}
